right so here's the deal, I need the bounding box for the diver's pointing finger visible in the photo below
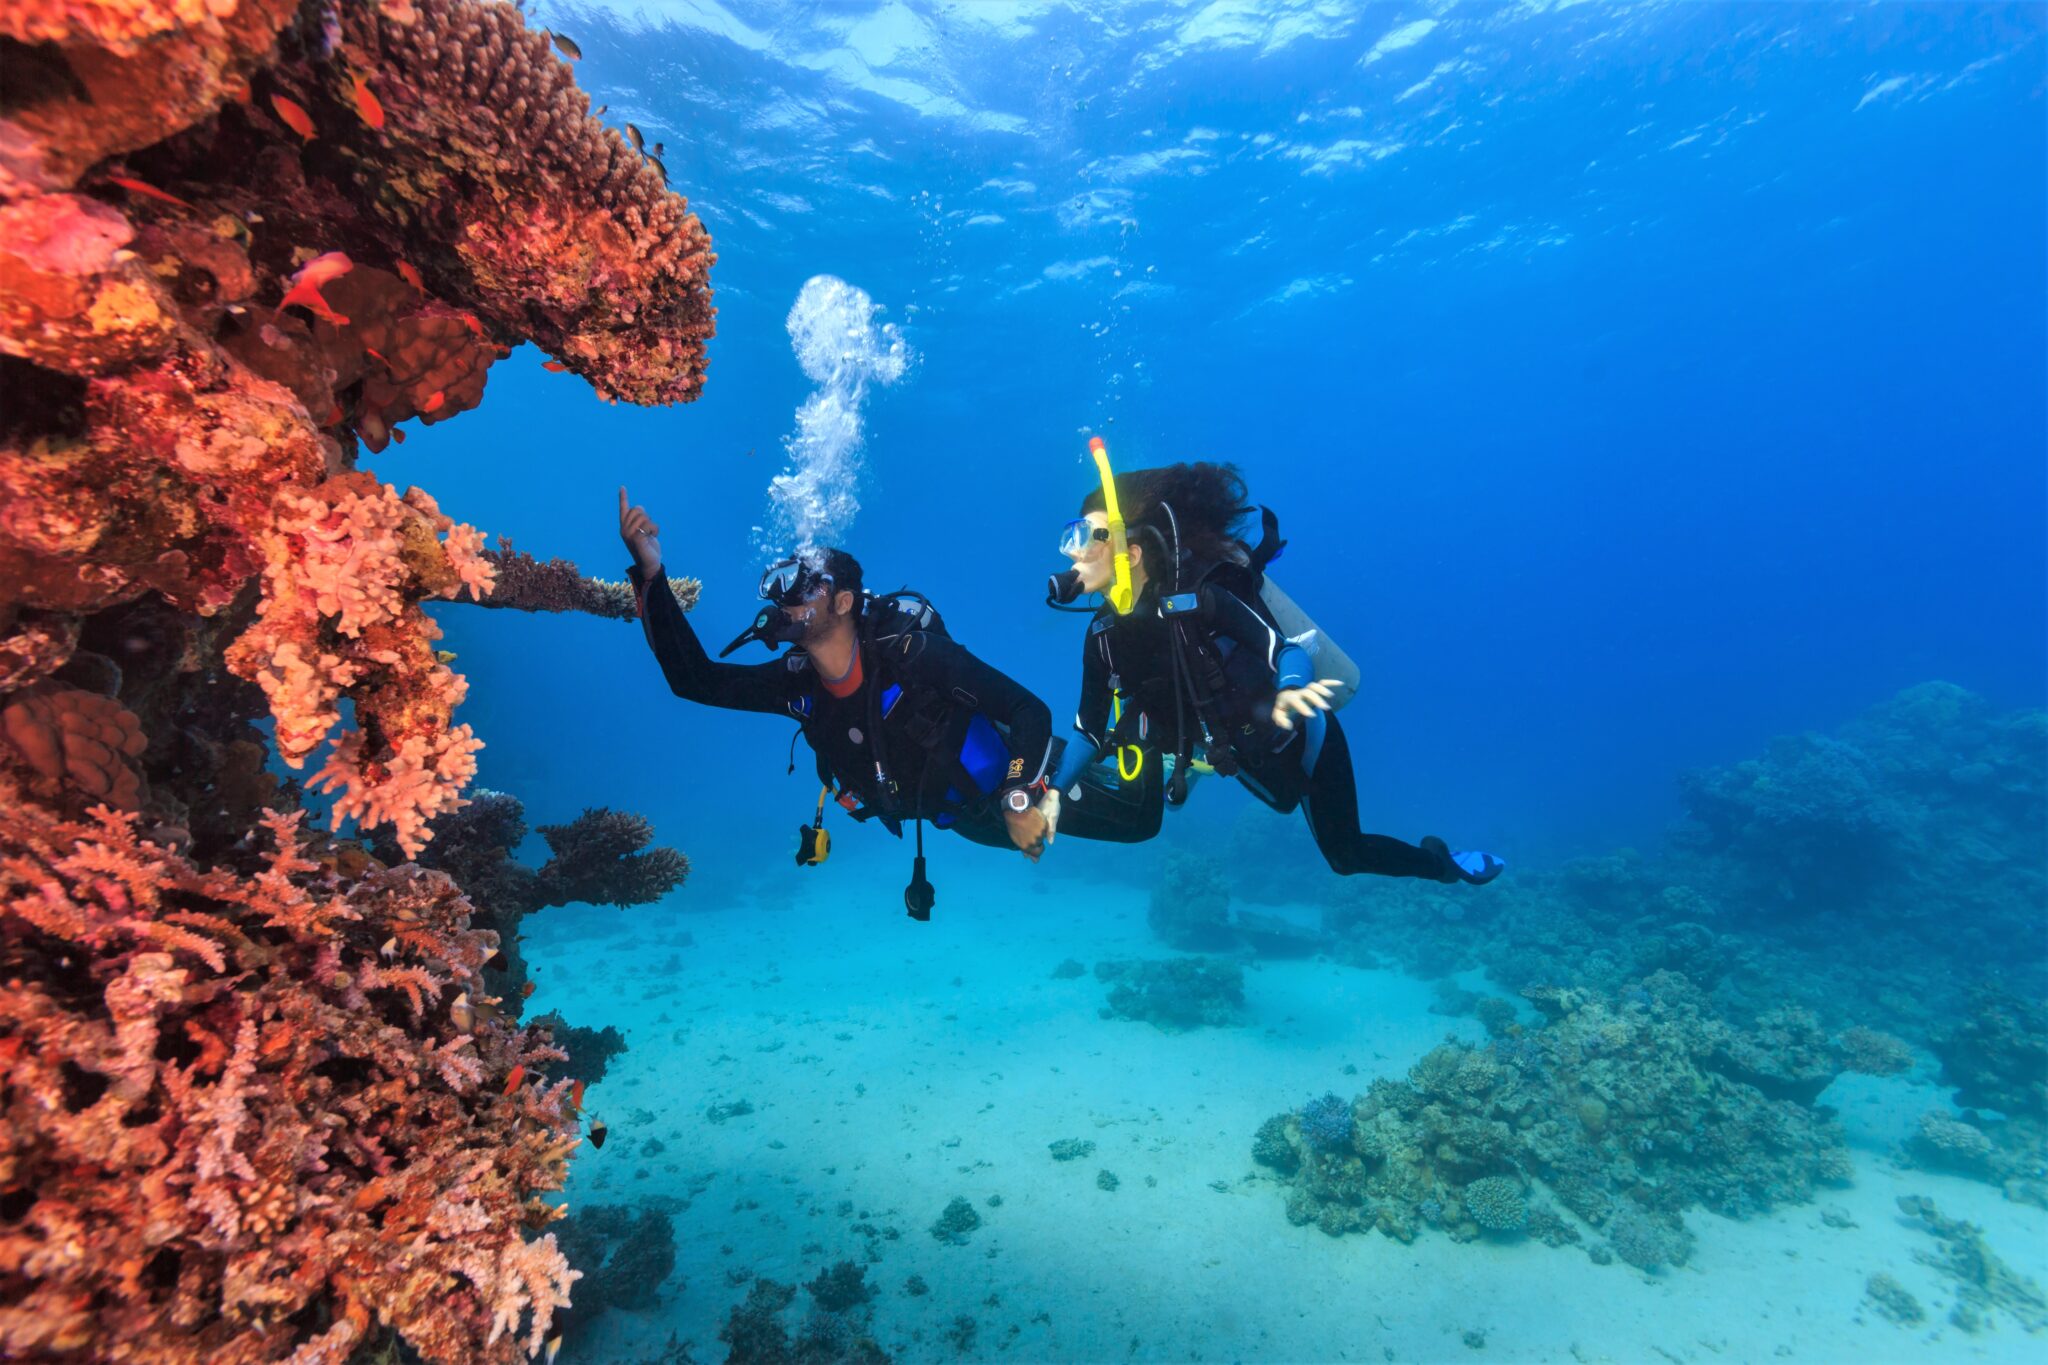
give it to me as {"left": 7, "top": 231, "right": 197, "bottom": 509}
{"left": 618, "top": 486, "right": 629, "bottom": 518}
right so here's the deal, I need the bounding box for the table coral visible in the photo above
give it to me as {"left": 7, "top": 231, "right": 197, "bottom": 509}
{"left": 0, "top": 779, "right": 580, "bottom": 1361}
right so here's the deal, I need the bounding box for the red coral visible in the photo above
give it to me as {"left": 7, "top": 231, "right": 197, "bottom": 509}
{"left": 0, "top": 779, "right": 582, "bottom": 1362}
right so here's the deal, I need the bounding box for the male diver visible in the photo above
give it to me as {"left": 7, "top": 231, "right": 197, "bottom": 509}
{"left": 617, "top": 488, "right": 1153, "bottom": 917}
{"left": 1041, "top": 449, "right": 1504, "bottom": 886}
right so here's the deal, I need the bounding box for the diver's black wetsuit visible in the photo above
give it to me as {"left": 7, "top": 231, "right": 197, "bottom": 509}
{"left": 1059, "top": 582, "right": 1450, "bottom": 881}
{"left": 630, "top": 566, "right": 1157, "bottom": 847}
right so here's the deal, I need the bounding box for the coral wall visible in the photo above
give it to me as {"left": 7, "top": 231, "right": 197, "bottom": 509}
{"left": 0, "top": 1, "right": 713, "bottom": 1357}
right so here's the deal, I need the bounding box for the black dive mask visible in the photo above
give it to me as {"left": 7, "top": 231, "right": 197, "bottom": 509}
{"left": 723, "top": 557, "right": 836, "bottom": 656}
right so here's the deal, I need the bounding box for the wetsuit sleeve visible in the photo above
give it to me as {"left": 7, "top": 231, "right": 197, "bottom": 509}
{"left": 905, "top": 633, "right": 1053, "bottom": 796}
{"left": 1054, "top": 628, "right": 1114, "bottom": 792}
{"left": 628, "top": 565, "right": 800, "bottom": 715}
{"left": 1206, "top": 587, "right": 1311, "bottom": 691}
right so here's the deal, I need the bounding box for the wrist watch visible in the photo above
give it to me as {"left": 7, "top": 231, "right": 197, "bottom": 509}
{"left": 1003, "top": 787, "right": 1033, "bottom": 814}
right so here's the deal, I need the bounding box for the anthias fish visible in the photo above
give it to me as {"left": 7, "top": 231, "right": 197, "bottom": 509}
{"left": 553, "top": 32, "right": 582, "bottom": 60}
{"left": 270, "top": 93, "right": 317, "bottom": 140}
{"left": 350, "top": 74, "right": 385, "bottom": 130}
{"left": 106, "top": 176, "right": 192, "bottom": 210}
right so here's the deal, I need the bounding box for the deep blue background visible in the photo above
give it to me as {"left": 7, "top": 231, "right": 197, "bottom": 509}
{"left": 363, "top": 2, "right": 2045, "bottom": 903}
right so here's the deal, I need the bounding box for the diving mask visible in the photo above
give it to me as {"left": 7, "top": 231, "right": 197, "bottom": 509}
{"left": 1058, "top": 519, "right": 1111, "bottom": 559}
{"left": 720, "top": 555, "right": 835, "bottom": 657}
{"left": 759, "top": 557, "right": 832, "bottom": 607}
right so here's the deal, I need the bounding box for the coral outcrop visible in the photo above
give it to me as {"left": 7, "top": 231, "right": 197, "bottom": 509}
{"left": 2, "top": 0, "right": 715, "bottom": 851}
{"left": 1252, "top": 973, "right": 1850, "bottom": 1260}
{"left": 1095, "top": 956, "right": 1246, "bottom": 1031}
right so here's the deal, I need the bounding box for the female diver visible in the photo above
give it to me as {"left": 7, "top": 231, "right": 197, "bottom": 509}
{"left": 1041, "top": 445, "right": 1503, "bottom": 886}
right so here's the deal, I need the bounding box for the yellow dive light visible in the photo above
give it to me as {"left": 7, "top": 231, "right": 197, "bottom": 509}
{"left": 1089, "top": 436, "right": 1137, "bottom": 616}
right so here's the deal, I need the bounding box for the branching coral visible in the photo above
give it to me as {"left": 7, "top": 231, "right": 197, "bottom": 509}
{"left": 0, "top": 778, "right": 581, "bottom": 1361}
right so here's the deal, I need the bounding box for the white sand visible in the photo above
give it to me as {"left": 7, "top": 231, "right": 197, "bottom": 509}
{"left": 530, "top": 865, "right": 2048, "bottom": 1364}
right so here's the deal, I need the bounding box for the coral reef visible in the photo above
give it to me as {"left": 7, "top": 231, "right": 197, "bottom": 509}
{"left": 0, "top": 782, "right": 579, "bottom": 1361}
{"left": 2, "top": 0, "right": 716, "bottom": 851}
{"left": 530, "top": 1012, "right": 629, "bottom": 1086}
{"left": 717, "top": 1265, "right": 891, "bottom": 1365}
{"left": 553, "top": 1203, "right": 678, "bottom": 1335}
{"left": 1320, "top": 684, "right": 2045, "bottom": 1064}
{"left": 379, "top": 789, "right": 687, "bottom": 1007}
{"left": 1147, "top": 849, "right": 1233, "bottom": 950}
{"left": 0, "top": 3, "right": 713, "bottom": 1356}
{"left": 1252, "top": 973, "right": 1849, "bottom": 1258}
{"left": 928, "top": 1195, "right": 983, "bottom": 1245}
{"left": 1095, "top": 956, "right": 1246, "bottom": 1031}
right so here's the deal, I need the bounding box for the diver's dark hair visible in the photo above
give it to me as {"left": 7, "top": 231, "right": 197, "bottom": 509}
{"left": 1081, "top": 462, "right": 1251, "bottom": 571}
{"left": 818, "top": 548, "right": 864, "bottom": 605}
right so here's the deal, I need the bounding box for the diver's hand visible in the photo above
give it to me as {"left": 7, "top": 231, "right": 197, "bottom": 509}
{"left": 1272, "top": 679, "right": 1342, "bottom": 731}
{"left": 618, "top": 486, "right": 663, "bottom": 576}
{"left": 1037, "top": 788, "right": 1062, "bottom": 844}
{"left": 1005, "top": 806, "right": 1049, "bottom": 862}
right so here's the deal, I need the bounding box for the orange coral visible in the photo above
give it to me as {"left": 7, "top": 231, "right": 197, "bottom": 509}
{"left": 0, "top": 780, "right": 581, "bottom": 1362}
{"left": 0, "top": 683, "right": 148, "bottom": 808}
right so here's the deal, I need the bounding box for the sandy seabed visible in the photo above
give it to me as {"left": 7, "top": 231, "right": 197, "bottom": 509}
{"left": 531, "top": 864, "right": 2047, "bottom": 1365}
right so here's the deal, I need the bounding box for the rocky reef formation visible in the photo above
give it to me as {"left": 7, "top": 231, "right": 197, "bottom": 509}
{"left": 1253, "top": 972, "right": 1856, "bottom": 1267}
{"left": 1316, "top": 683, "right": 2046, "bottom": 1204}
{"left": 0, "top": 2, "right": 713, "bottom": 1358}
{"left": 552, "top": 1203, "right": 679, "bottom": 1338}
{"left": 1095, "top": 956, "right": 1246, "bottom": 1031}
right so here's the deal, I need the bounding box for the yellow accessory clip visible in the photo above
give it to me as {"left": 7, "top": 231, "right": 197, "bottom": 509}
{"left": 796, "top": 786, "right": 832, "bottom": 867}
{"left": 1110, "top": 690, "right": 1145, "bottom": 782}
{"left": 1089, "top": 436, "right": 1136, "bottom": 615}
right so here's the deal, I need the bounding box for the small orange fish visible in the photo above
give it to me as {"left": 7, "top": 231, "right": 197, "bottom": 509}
{"left": 552, "top": 32, "right": 581, "bottom": 60}
{"left": 542, "top": 360, "right": 568, "bottom": 372}
{"left": 503, "top": 1064, "right": 526, "bottom": 1096}
{"left": 364, "top": 346, "right": 387, "bottom": 365}
{"left": 106, "top": 176, "right": 193, "bottom": 210}
{"left": 571, "top": 1079, "right": 586, "bottom": 1112}
{"left": 458, "top": 312, "right": 485, "bottom": 338}
{"left": 423, "top": 390, "right": 445, "bottom": 413}
{"left": 391, "top": 427, "right": 407, "bottom": 445}
{"left": 271, "top": 93, "right": 317, "bottom": 140}
{"left": 324, "top": 404, "right": 345, "bottom": 426}
{"left": 396, "top": 260, "right": 424, "bottom": 292}
{"left": 588, "top": 1117, "right": 608, "bottom": 1149}
{"left": 279, "top": 251, "right": 353, "bottom": 325}
{"left": 520, "top": 979, "right": 536, "bottom": 999}
{"left": 350, "top": 74, "right": 385, "bottom": 130}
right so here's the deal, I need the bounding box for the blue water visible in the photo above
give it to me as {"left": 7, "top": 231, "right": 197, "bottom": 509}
{"left": 360, "top": 3, "right": 2044, "bottom": 1357}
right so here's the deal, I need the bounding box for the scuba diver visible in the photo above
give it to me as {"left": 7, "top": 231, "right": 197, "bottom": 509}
{"left": 617, "top": 488, "right": 1155, "bottom": 919}
{"left": 1041, "top": 445, "right": 1504, "bottom": 887}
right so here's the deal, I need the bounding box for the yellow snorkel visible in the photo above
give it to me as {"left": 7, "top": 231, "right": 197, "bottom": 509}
{"left": 1089, "top": 436, "right": 1137, "bottom": 615}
